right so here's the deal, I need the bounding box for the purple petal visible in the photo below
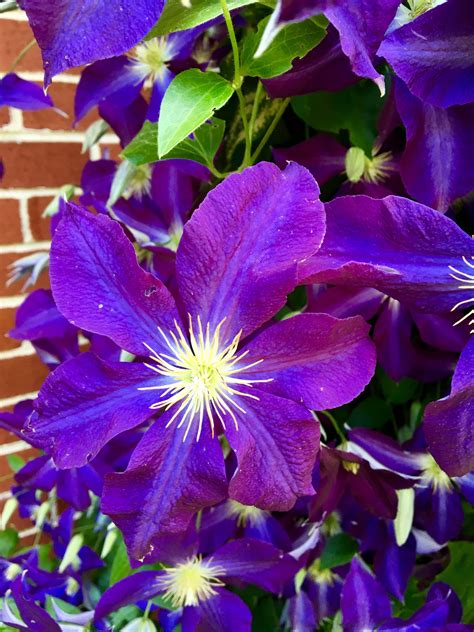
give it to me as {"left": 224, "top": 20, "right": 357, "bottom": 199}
{"left": 427, "top": 581, "right": 463, "bottom": 623}
{"left": 341, "top": 557, "right": 391, "bottom": 631}
{"left": 176, "top": 162, "right": 324, "bottom": 342}
{"left": 416, "top": 486, "right": 464, "bottom": 544}
{"left": 99, "top": 91, "right": 148, "bottom": 146}
{"left": 396, "top": 79, "right": 474, "bottom": 211}
{"left": 95, "top": 571, "right": 163, "bottom": 620}
{"left": 25, "top": 353, "right": 158, "bottom": 467}
{"left": 298, "top": 195, "right": 474, "bottom": 313}
{"left": 74, "top": 56, "right": 140, "bottom": 122}
{"left": 192, "top": 588, "right": 252, "bottom": 632}
{"left": 379, "top": 0, "right": 474, "bottom": 108}
{"left": 348, "top": 427, "right": 422, "bottom": 476}
{"left": 0, "top": 73, "right": 53, "bottom": 110}
{"left": 287, "top": 591, "right": 316, "bottom": 632}
{"left": 102, "top": 415, "right": 227, "bottom": 560}
{"left": 273, "top": 133, "right": 346, "bottom": 186}
{"left": 10, "top": 289, "right": 76, "bottom": 341}
{"left": 211, "top": 538, "right": 298, "bottom": 593}
{"left": 50, "top": 203, "right": 179, "bottom": 356}
{"left": 307, "top": 285, "right": 385, "bottom": 320}
{"left": 373, "top": 298, "right": 414, "bottom": 381}
{"left": 242, "top": 313, "right": 376, "bottom": 409}
{"left": 374, "top": 532, "right": 416, "bottom": 601}
{"left": 313, "top": 0, "right": 400, "bottom": 91}
{"left": 150, "top": 160, "right": 197, "bottom": 228}
{"left": 455, "top": 472, "right": 474, "bottom": 505}
{"left": 19, "top": 0, "right": 165, "bottom": 86}
{"left": 226, "top": 389, "right": 319, "bottom": 511}
{"left": 11, "top": 576, "right": 61, "bottom": 632}
{"left": 264, "top": 26, "right": 358, "bottom": 98}
{"left": 423, "top": 339, "right": 474, "bottom": 476}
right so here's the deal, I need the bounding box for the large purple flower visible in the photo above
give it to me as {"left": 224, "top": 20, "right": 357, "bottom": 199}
{"left": 26, "top": 162, "right": 375, "bottom": 560}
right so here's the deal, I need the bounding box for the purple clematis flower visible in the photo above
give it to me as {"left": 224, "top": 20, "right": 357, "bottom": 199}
{"left": 0, "top": 73, "right": 54, "bottom": 110}
{"left": 348, "top": 427, "right": 474, "bottom": 544}
{"left": 379, "top": 0, "right": 474, "bottom": 108}
{"left": 95, "top": 537, "right": 299, "bottom": 632}
{"left": 19, "top": 0, "right": 166, "bottom": 87}
{"left": 261, "top": 0, "right": 400, "bottom": 94}
{"left": 75, "top": 27, "right": 210, "bottom": 123}
{"left": 424, "top": 336, "right": 474, "bottom": 477}
{"left": 298, "top": 194, "right": 474, "bottom": 314}
{"left": 26, "top": 162, "right": 376, "bottom": 560}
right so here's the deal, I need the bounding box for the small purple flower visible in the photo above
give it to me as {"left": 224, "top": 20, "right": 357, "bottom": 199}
{"left": 26, "top": 162, "right": 376, "bottom": 559}
{"left": 0, "top": 74, "right": 54, "bottom": 110}
{"left": 95, "top": 537, "right": 299, "bottom": 632}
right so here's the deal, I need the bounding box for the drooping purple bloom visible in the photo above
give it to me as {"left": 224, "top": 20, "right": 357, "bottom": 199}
{"left": 424, "top": 337, "right": 474, "bottom": 477}
{"left": 261, "top": 0, "right": 400, "bottom": 93}
{"left": 0, "top": 73, "right": 54, "bottom": 110}
{"left": 379, "top": 0, "right": 474, "bottom": 108}
{"left": 95, "top": 538, "right": 299, "bottom": 632}
{"left": 298, "top": 194, "right": 474, "bottom": 313}
{"left": 18, "top": 0, "right": 166, "bottom": 86}
{"left": 27, "top": 162, "right": 376, "bottom": 560}
{"left": 395, "top": 79, "right": 474, "bottom": 211}
{"left": 75, "top": 27, "right": 209, "bottom": 122}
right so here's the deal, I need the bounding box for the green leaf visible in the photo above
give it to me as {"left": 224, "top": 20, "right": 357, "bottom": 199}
{"left": 319, "top": 534, "right": 358, "bottom": 570}
{"left": 437, "top": 542, "right": 474, "bottom": 622}
{"left": 150, "top": 0, "right": 258, "bottom": 36}
{"left": 110, "top": 537, "right": 132, "bottom": 585}
{"left": 292, "top": 81, "right": 384, "bottom": 154}
{"left": 348, "top": 396, "right": 391, "bottom": 429}
{"left": 0, "top": 529, "right": 19, "bottom": 557}
{"left": 6, "top": 454, "right": 24, "bottom": 473}
{"left": 158, "top": 70, "right": 234, "bottom": 157}
{"left": 81, "top": 119, "right": 109, "bottom": 153}
{"left": 124, "top": 118, "right": 226, "bottom": 169}
{"left": 241, "top": 17, "right": 326, "bottom": 79}
{"left": 378, "top": 370, "right": 419, "bottom": 405}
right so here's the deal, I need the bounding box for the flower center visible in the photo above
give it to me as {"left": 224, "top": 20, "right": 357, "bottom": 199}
{"left": 407, "top": 0, "right": 444, "bottom": 19}
{"left": 308, "top": 560, "right": 336, "bottom": 585}
{"left": 158, "top": 556, "right": 225, "bottom": 607}
{"left": 449, "top": 256, "right": 474, "bottom": 333}
{"left": 419, "top": 454, "right": 452, "bottom": 491}
{"left": 130, "top": 38, "right": 172, "bottom": 82}
{"left": 139, "top": 316, "right": 271, "bottom": 441}
{"left": 345, "top": 147, "right": 395, "bottom": 185}
{"left": 227, "top": 500, "right": 266, "bottom": 527}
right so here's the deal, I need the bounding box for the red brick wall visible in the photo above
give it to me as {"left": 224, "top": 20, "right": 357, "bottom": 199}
{"left": 0, "top": 10, "right": 119, "bottom": 533}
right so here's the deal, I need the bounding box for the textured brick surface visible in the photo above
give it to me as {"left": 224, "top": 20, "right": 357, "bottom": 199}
{"left": 0, "top": 199, "right": 22, "bottom": 244}
{"left": 23, "top": 82, "right": 98, "bottom": 131}
{"left": 28, "top": 196, "right": 53, "bottom": 241}
{"left": 0, "top": 353, "right": 49, "bottom": 399}
{"left": 0, "top": 142, "right": 87, "bottom": 188}
{"left": 0, "top": 307, "right": 21, "bottom": 351}
{"left": 0, "top": 19, "right": 43, "bottom": 72}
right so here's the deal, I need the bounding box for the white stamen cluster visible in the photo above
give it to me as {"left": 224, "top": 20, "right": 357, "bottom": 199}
{"left": 129, "top": 38, "right": 174, "bottom": 83}
{"left": 449, "top": 256, "right": 474, "bottom": 333}
{"left": 139, "top": 316, "right": 271, "bottom": 441}
{"left": 227, "top": 500, "right": 266, "bottom": 528}
{"left": 419, "top": 454, "right": 452, "bottom": 491}
{"left": 158, "top": 556, "right": 225, "bottom": 607}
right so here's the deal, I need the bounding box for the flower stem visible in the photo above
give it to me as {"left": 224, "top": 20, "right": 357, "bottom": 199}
{"left": 248, "top": 80, "right": 264, "bottom": 149}
{"left": 219, "top": 0, "right": 252, "bottom": 168}
{"left": 9, "top": 39, "right": 36, "bottom": 73}
{"left": 322, "top": 410, "right": 346, "bottom": 444}
{"left": 250, "top": 97, "right": 290, "bottom": 163}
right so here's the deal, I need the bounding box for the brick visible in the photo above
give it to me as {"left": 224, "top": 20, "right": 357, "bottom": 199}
{"left": 0, "top": 142, "right": 87, "bottom": 188}
{"left": 0, "top": 352, "right": 49, "bottom": 399}
{"left": 23, "top": 82, "right": 98, "bottom": 132}
{"left": 0, "top": 199, "right": 22, "bottom": 244}
{"left": 0, "top": 108, "right": 10, "bottom": 127}
{"left": 0, "top": 251, "right": 49, "bottom": 297}
{"left": 0, "top": 307, "right": 22, "bottom": 352}
{"left": 28, "top": 196, "right": 52, "bottom": 241}
{"left": 0, "top": 19, "right": 43, "bottom": 73}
